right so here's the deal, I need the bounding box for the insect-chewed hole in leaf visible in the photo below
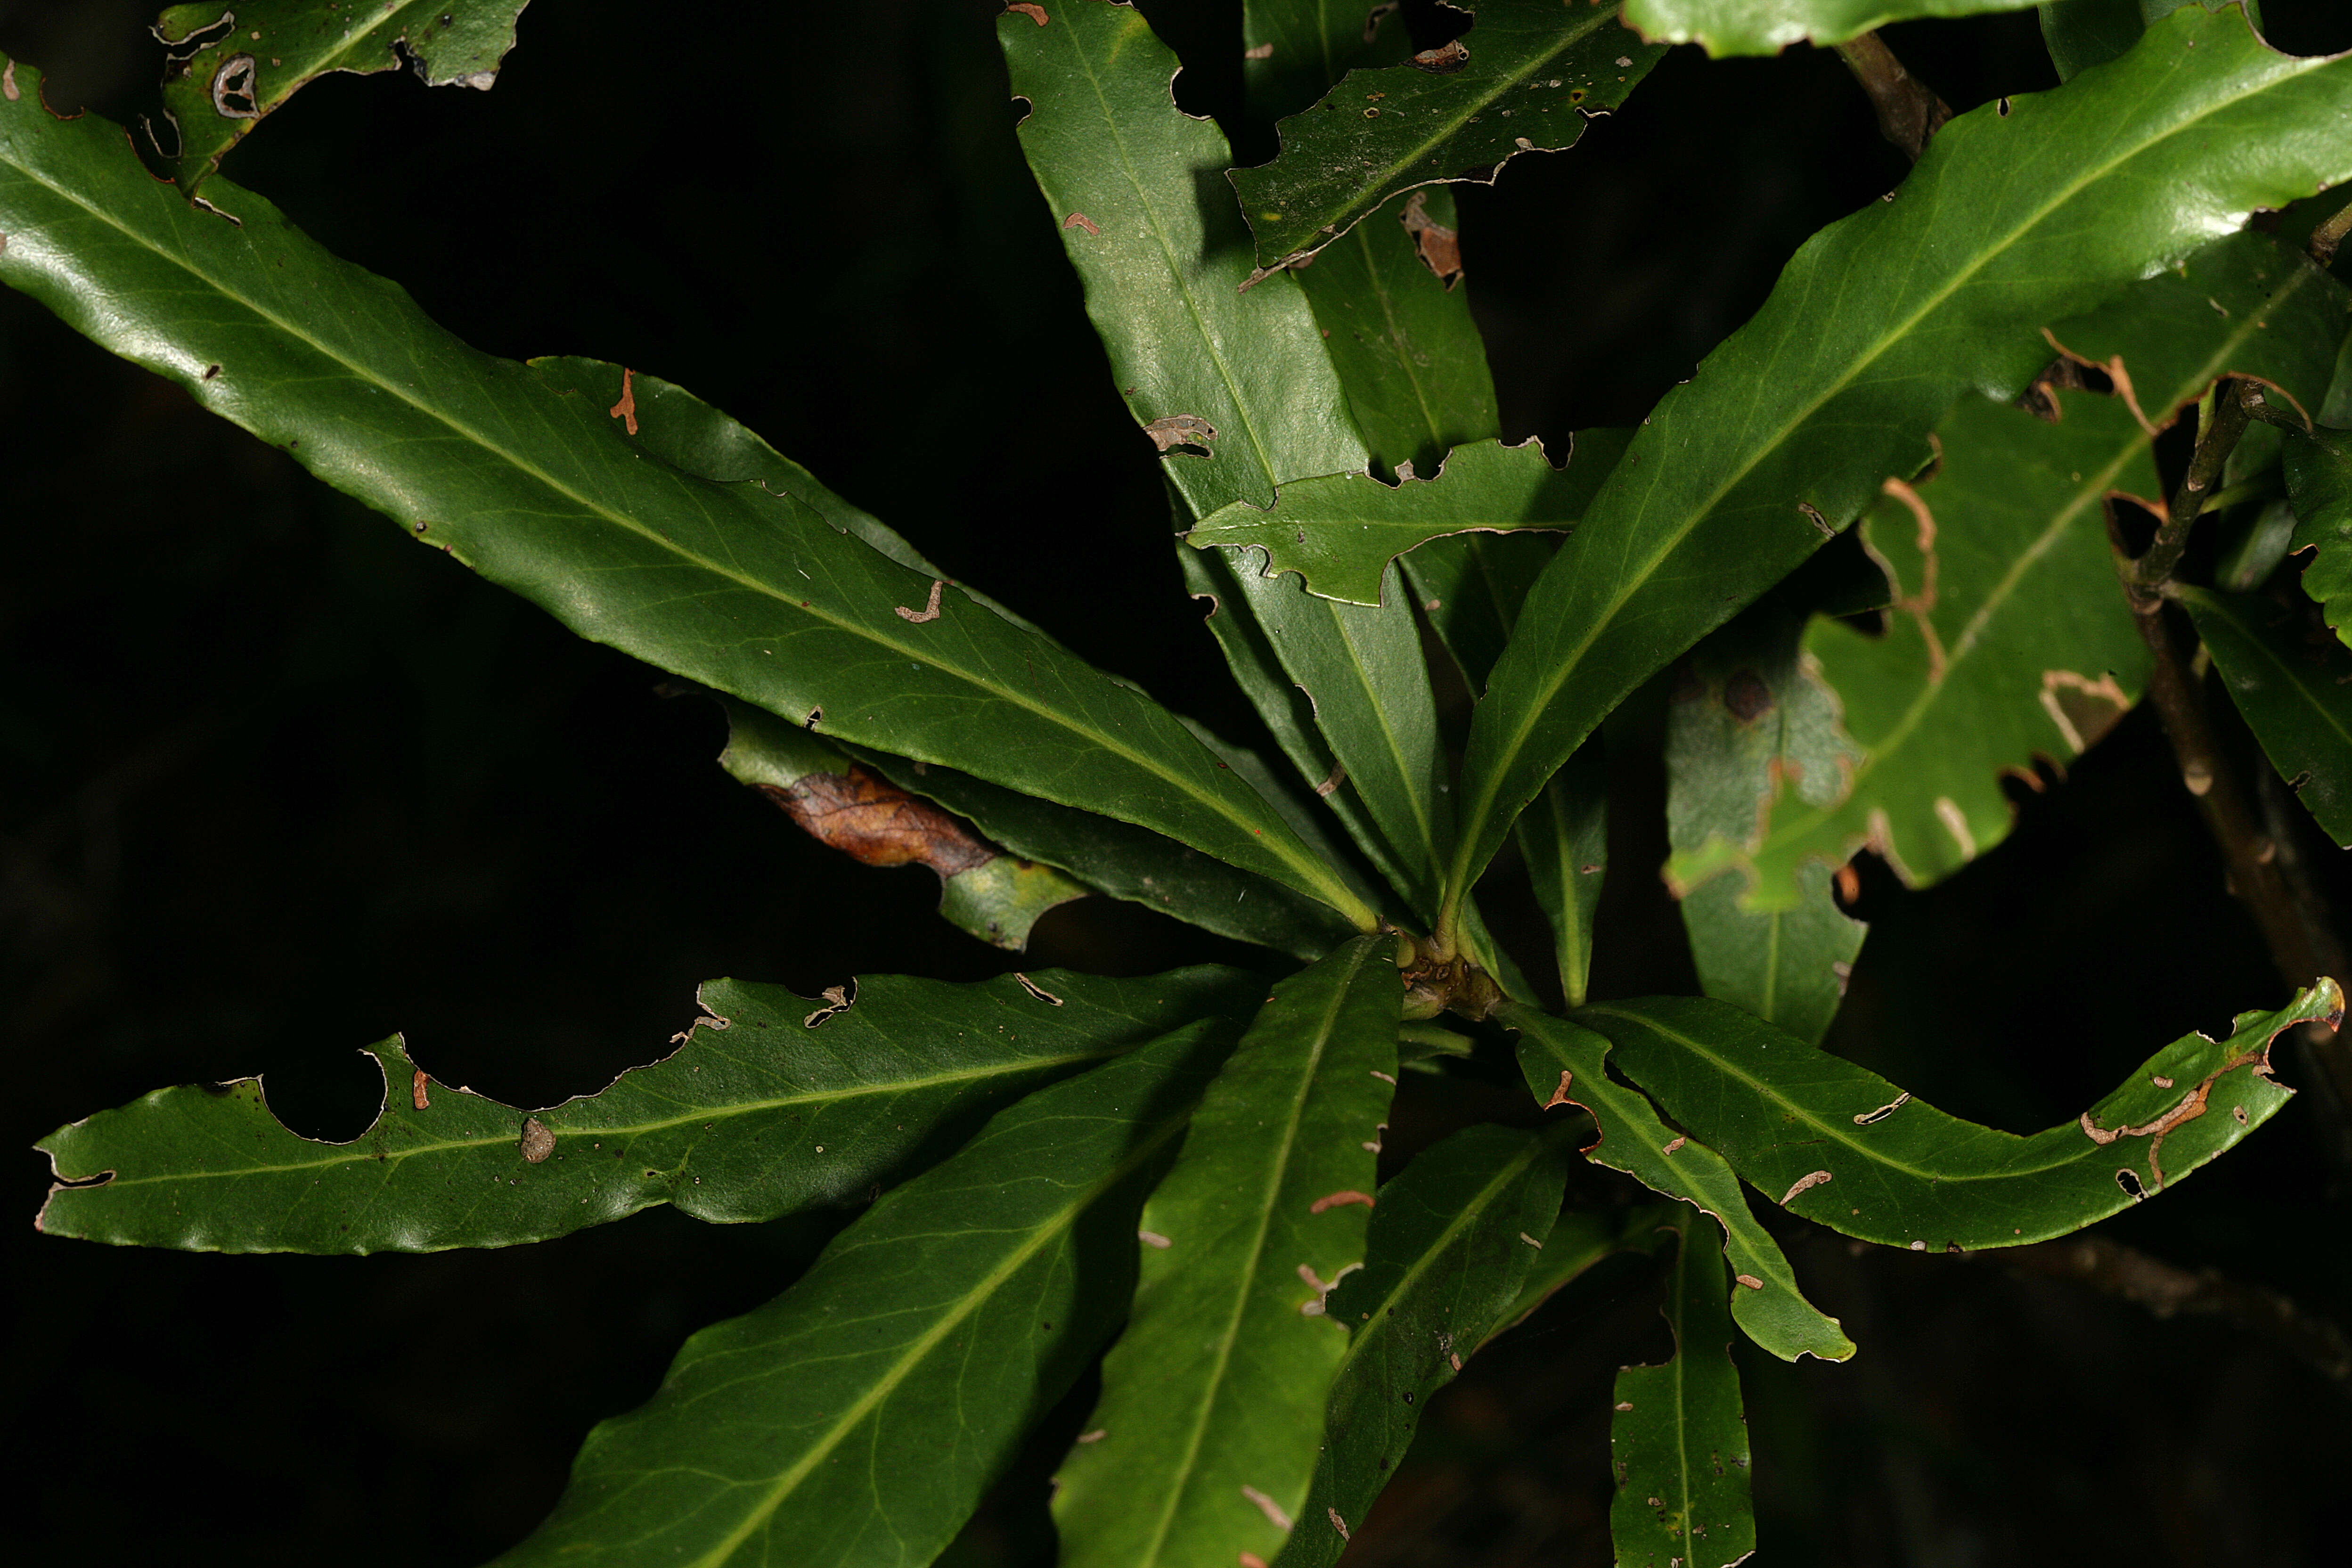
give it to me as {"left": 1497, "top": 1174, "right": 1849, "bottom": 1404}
{"left": 210, "top": 54, "right": 260, "bottom": 120}
{"left": 2115, "top": 1168, "right": 2148, "bottom": 1202}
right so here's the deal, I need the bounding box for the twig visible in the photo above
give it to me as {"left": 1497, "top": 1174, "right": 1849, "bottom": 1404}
{"left": 2133, "top": 379, "right": 2252, "bottom": 591}
{"left": 2311, "top": 193, "right": 2352, "bottom": 268}
{"left": 1996, "top": 1235, "right": 2352, "bottom": 1387}
{"left": 1833, "top": 32, "right": 1951, "bottom": 161}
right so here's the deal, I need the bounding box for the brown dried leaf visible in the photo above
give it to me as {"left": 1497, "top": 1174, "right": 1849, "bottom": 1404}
{"left": 762, "top": 767, "right": 997, "bottom": 876}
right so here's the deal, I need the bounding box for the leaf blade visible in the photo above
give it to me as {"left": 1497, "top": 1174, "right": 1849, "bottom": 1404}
{"left": 1231, "top": 3, "right": 1666, "bottom": 266}
{"left": 35, "top": 966, "right": 1261, "bottom": 1253}
{"left": 1504, "top": 1004, "right": 1855, "bottom": 1363}
{"left": 1582, "top": 983, "right": 2340, "bottom": 1249}
{"left": 491, "top": 1018, "right": 1240, "bottom": 1568}
{"left": 1052, "top": 934, "right": 1402, "bottom": 1568}
{"left": 2178, "top": 584, "right": 2352, "bottom": 846}
{"left": 1446, "top": 7, "right": 2352, "bottom": 936}
{"left": 0, "top": 68, "right": 1372, "bottom": 924}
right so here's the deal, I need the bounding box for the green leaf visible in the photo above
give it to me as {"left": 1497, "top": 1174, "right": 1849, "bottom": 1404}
{"left": 1672, "top": 233, "right": 2344, "bottom": 909}
{"left": 155, "top": 1, "right": 528, "bottom": 194}
{"left": 1275, "top": 1123, "right": 1574, "bottom": 1568}
{"left": 490, "top": 1015, "right": 1241, "bottom": 1568}
{"left": 2039, "top": 1, "right": 2259, "bottom": 83}
{"left": 1053, "top": 934, "right": 1401, "bottom": 1568}
{"left": 1489, "top": 1201, "right": 1682, "bottom": 1345}
{"left": 1404, "top": 529, "right": 1563, "bottom": 694}
{"left": 1581, "top": 981, "right": 2340, "bottom": 1249}
{"left": 1242, "top": 0, "right": 1415, "bottom": 126}
{"left": 35, "top": 965, "right": 1260, "bottom": 1253}
{"left": 998, "top": 0, "right": 1370, "bottom": 518}
{"left": 715, "top": 698, "right": 1090, "bottom": 952}
{"left": 1188, "top": 431, "right": 1632, "bottom": 608}
{"left": 2287, "top": 425, "right": 2352, "bottom": 646}
{"left": 1231, "top": 3, "right": 1666, "bottom": 269}
{"left": 1504, "top": 1004, "right": 1855, "bottom": 1363}
{"left": 1446, "top": 5, "right": 2352, "bottom": 937}
{"left": 1518, "top": 737, "right": 1610, "bottom": 1009}
{"left": 0, "top": 73, "right": 1375, "bottom": 929}
{"left": 2178, "top": 585, "right": 2352, "bottom": 845}
{"left": 1667, "top": 605, "right": 1866, "bottom": 1044}
{"left": 1609, "top": 1207, "right": 1756, "bottom": 1568}
{"left": 1293, "top": 187, "right": 1501, "bottom": 477}
{"left": 1625, "top": 0, "right": 2037, "bottom": 56}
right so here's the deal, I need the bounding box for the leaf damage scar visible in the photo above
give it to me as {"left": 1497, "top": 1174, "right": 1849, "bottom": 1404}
{"left": 609, "top": 367, "right": 638, "bottom": 435}
{"left": 518, "top": 1117, "right": 556, "bottom": 1164}
{"left": 1013, "top": 973, "right": 1064, "bottom": 1005}
{"left": 803, "top": 984, "right": 855, "bottom": 1028}
{"left": 1143, "top": 414, "right": 1217, "bottom": 454}
{"left": 2079, "top": 1042, "right": 2284, "bottom": 1186}
{"left": 411, "top": 1070, "right": 431, "bottom": 1111}
{"left": 1240, "top": 1485, "right": 1293, "bottom": 1533}
{"left": 1780, "top": 1169, "right": 1833, "bottom": 1205}
{"left": 1854, "top": 1092, "right": 1910, "bottom": 1125}
{"left": 1061, "top": 212, "right": 1099, "bottom": 236}
{"left": 1004, "top": 2, "right": 1048, "bottom": 23}
{"left": 895, "top": 580, "right": 945, "bottom": 623}
{"left": 1309, "top": 1190, "right": 1374, "bottom": 1214}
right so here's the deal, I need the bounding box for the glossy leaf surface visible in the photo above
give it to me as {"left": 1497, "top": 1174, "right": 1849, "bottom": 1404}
{"left": 999, "top": 0, "right": 1370, "bottom": 517}
{"left": 1054, "top": 936, "right": 1400, "bottom": 1568}
{"left": 2179, "top": 585, "right": 2352, "bottom": 845}
{"left": 1277, "top": 1123, "right": 1574, "bottom": 1568}
{"left": 2039, "top": 0, "right": 2257, "bottom": 82}
{"left": 1448, "top": 7, "right": 2352, "bottom": 933}
{"left": 1232, "top": 2, "right": 1666, "bottom": 266}
{"left": 0, "top": 76, "right": 1374, "bottom": 927}
{"left": 1582, "top": 983, "right": 2339, "bottom": 1248}
{"left": 2287, "top": 425, "right": 2352, "bottom": 646}
{"left": 155, "top": 0, "right": 527, "bottom": 192}
{"left": 1505, "top": 1005, "right": 1854, "bottom": 1363}
{"left": 1609, "top": 1209, "right": 1756, "bottom": 1568}
{"left": 1673, "top": 233, "right": 2342, "bottom": 908}
{"left": 1625, "top": 0, "right": 2036, "bottom": 54}
{"left": 493, "top": 1019, "right": 1238, "bottom": 1568}
{"left": 1667, "top": 607, "right": 1865, "bottom": 1044}
{"left": 1242, "top": 0, "right": 1414, "bottom": 127}
{"left": 1294, "top": 187, "right": 1500, "bottom": 477}
{"left": 1190, "top": 432, "right": 1631, "bottom": 608}
{"left": 36, "top": 967, "right": 1259, "bottom": 1252}
{"left": 717, "top": 699, "right": 1089, "bottom": 951}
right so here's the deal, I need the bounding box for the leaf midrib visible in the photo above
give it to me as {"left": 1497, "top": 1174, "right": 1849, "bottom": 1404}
{"left": 80, "top": 1045, "right": 1125, "bottom": 1189}
{"left": 683, "top": 1106, "right": 1194, "bottom": 1568}
{"left": 1263, "top": 3, "right": 1625, "bottom": 252}
{"left": 1579, "top": 1004, "right": 2245, "bottom": 1186}
{"left": 1133, "top": 939, "right": 1380, "bottom": 1566}
{"left": 1444, "top": 46, "right": 2318, "bottom": 923}
{"left": 0, "top": 116, "right": 1366, "bottom": 921}
{"left": 1752, "top": 269, "right": 2315, "bottom": 863}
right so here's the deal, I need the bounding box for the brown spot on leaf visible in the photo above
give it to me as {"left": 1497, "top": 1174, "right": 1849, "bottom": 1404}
{"left": 1734, "top": 1274, "right": 1764, "bottom": 1290}
{"left": 1004, "top": 3, "right": 1048, "bottom": 24}
{"left": 1662, "top": 1136, "right": 1686, "bottom": 1155}
{"left": 1061, "top": 211, "right": 1099, "bottom": 236}
{"left": 760, "top": 766, "right": 996, "bottom": 876}
{"left": 1722, "top": 668, "right": 1773, "bottom": 724}
{"left": 1327, "top": 1507, "right": 1351, "bottom": 1543}
{"left": 2041, "top": 669, "right": 2130, "bottom": 754}
{"left": 1138, "top": 1229, "right": 1172, "bottom": 1249}
{"left": 2, "top": 61, "right": 16, "bottom": 101}
{"left": 1144, "top": 413, "right": 1217, "bottom": 453}
{"left": 411, "top": 1070, "right": 431, "bottom": 1111}
{"left": 609, "top": 367, "right": 638, "bottom": 435}
{"left": 1780, "top": 1169, "right": 1834, "bottom": 1205}
{"left": 1410, "top": 40, "right": 1469, "bottom": 74}
{"left": 1399, "top": 191, "right": 1462, "bottom": 289}
{"left": 895, "top": 580, "right": 945, "bottom": 623}
{"left": 1310, "top": 1190, "right": 1375, "bottom": 1214}
{"left": 1542, "top": 1069, "right": 1576, "bottom": 1110}
{"left": 1240, "top": 1486, "right": 1293, "bottom": 1533}
{"left": 1244, "top": 42, "right": 1274, "bottom": 60}
{"left": 518, "top": 1117, "right": 556, "bottom": 1164}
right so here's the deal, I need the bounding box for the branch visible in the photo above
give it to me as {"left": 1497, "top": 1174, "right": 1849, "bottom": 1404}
{"left": 1833, "top": 32, "right": 1951, "bottom": 161}
{"left": 1996, "top": 1235, "right": 2352, "bottom": 1387}
{"left": 2132, "top": 379, "right": 2252, "bottom": 592}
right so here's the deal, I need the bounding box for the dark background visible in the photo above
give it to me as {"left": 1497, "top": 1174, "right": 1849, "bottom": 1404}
{"left": 5, "top": 1, "right": 2351, "bottom": 1563}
